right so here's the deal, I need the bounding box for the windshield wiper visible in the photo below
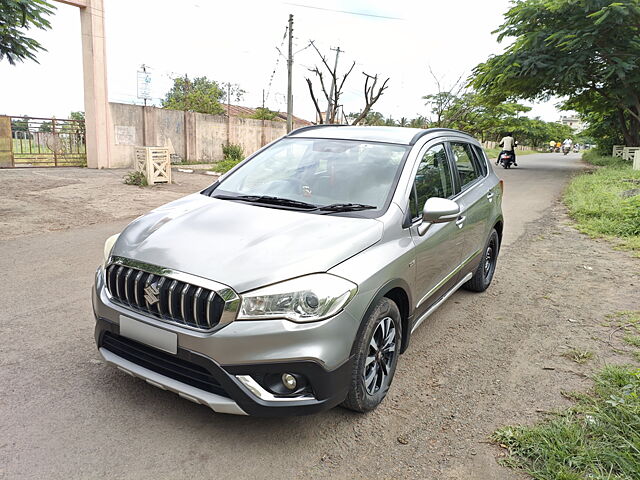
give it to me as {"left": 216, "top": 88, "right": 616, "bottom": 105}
{"left": 213, "top": 194, "right": 318, "bottom": 210}
{"left": 317, "top": 203, "right": 377, "bottom": 213}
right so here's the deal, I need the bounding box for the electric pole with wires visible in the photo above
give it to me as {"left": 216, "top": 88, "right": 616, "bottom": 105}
{"left": 325, "top": 47, "right": 342, "bottom": 124}
{"left": 286, "top": 14, "right": 294, "bottom": 133}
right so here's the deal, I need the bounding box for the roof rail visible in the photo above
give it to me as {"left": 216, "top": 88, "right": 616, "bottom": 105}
{"left": 409, "top": 128, "right": 469, "bottom": 145}
{"left": 287, "top": 124, "right": 348, "bottom": 136}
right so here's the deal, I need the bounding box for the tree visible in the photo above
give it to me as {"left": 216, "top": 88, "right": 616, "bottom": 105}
{"left": 305, "top": 43, "right": 389, "bottom": 125}
{"left": 409, "top": 116, "right": 428, "bottom": 129}
{"left": 471, "top": 0, "right": 640, "bottom": 146}
{"left": 249, "top": 107, "right": 278, "bottom": 121}
{"left": 349, "top": 73, "right": 390, "bottom": 125}
{"left": 0, "top": 0, "right": 55, "bottom": 65}
{"left": 162, "top": 75, "right": 226, "bottom": 115}
{"left": 346, "top": 111, "right": 385, "bottom": 126}
{"left": 305, "top": 42, "right": 355, "bottom": 124}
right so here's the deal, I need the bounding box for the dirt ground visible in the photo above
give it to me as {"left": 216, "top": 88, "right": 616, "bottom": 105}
{"left": 0, "top": 168, "right": 216, "bottom": 240}
{"left": 1, "top": 156, "right": 639, "bottom": 479}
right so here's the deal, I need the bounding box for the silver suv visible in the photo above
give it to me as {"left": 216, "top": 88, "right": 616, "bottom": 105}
{"left": 93, "top": 126, "right": 503, "bottom": 416}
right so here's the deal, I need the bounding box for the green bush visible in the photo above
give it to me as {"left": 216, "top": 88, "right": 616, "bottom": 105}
{"left": 222, "top": 143, "right": 244, "bottom": 162}
{"left": 212, "top": 158, "right": 240, "bottom": 174}
{"left": 123, "top": 171, "right": 147, "bottom": 186}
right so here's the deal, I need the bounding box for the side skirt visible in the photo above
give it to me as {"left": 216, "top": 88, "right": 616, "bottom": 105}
{"left": 410, "top": 272, "right": 473, "bottom": 334}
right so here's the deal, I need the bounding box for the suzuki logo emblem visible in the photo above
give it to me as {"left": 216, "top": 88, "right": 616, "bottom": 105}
{"left": 144, "top": 283, "right": 160, "bottom": 305}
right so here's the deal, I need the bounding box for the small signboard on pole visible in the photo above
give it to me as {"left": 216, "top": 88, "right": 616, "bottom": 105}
{"left": 137, "top": 67, "right": 152, "bottom": 104}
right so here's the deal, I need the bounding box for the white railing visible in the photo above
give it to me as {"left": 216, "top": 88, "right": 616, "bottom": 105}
{"left": 612, "top": 145, "right": 624, "bottom": 157}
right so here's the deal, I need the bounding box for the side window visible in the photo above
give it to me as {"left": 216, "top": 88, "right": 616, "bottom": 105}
{"left": 450, "top": 142, "right": 482, "bottom": 189}
{"left": 472, "top": 145, "right": 488, "bottom": 176}
{"left": 409, "top": 144, "right": 454, "bottom": 219}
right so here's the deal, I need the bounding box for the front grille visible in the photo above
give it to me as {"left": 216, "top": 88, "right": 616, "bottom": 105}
{"left": 102, "top": 332, "right": 229, "bottom": 398}
{"left": 105, "top": 263, "right": 226, "bottom": 331}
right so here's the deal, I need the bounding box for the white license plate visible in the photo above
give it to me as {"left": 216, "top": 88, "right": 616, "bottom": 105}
{"left": 119, "top": 315, "right": 177, "bottom": 354}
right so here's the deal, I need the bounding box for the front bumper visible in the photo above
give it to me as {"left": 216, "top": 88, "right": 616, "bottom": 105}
{"left": 92, "top": 270, "right": 359, "bottom": 416}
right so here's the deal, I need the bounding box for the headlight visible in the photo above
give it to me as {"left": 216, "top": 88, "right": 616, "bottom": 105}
{"left": 103, "top": 233, "right": 120, "bottom": 266}
{"left": 238, "top": 274, "right": 357, "bottom": 323}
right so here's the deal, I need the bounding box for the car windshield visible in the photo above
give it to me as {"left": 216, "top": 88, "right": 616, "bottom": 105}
{"left": 211, "top": 138, "right": 409, "bottom": 212}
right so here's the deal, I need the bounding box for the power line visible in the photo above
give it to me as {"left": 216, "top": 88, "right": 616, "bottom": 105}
{"left": 265, "top": 23, "right": 290, "bottom": 105}
{"left": 283, "top": 2, "right": 404, "bottom": 20}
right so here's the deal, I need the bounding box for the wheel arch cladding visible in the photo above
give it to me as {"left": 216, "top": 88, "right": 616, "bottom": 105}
{"left": 493, "top": 219, "right": 504, "bottom": 244}
{"left": 351, "top": 279, "right": 413, "bottom": 357}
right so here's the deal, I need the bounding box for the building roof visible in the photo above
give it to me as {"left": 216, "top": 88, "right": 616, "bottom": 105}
{"left": 222, "top": 105, "right": 312, "bottom": 125}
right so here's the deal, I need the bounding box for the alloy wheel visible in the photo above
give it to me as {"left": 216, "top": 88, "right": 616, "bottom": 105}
{"left": 363, "top": 316, "right": 397, "bottom": 395}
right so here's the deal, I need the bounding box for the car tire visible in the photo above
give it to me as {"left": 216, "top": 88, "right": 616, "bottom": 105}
{"left": 342, "top": 297, "right": 402, "bottom": 413}
{"left": 464, "top": 228, "right": 500, "bottom": 292}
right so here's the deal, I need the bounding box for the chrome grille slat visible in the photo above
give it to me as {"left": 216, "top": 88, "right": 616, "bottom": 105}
{"left": 133, "top": 270, "right": 144, "bottom": 306}
{"left": 123, "top": 268, "right": 133, "bottom": 305}
{"left": 193, "top": 287, "right": 203, "bottom": 328}
{"left": 168, "top": 279, "right": 178, "bottom": 318}
{"left": 104, "top": 262, "right": 230, "bottom": 332}
{"left": 205, "top": 291, "right": 215, "bottom": 328}
{"left": 180, "top": 284, "right": 190, "bottom": 323}
{"left": 155, "top": 277, "right": 166, "bottom": 316}
{"left": 115, "top": 266, "right": 124, "bottom": 299}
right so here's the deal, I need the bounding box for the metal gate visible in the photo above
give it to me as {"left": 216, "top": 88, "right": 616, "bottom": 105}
{"left": 0, "top": 115, "right": 87, "bottom": 167}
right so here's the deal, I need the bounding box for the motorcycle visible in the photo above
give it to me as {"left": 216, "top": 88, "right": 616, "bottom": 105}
{"left": 563, "top": 145, "right": 571, "bottom": 155}
{"left": 499, "top": 150, "right": 516, "bottom": 168}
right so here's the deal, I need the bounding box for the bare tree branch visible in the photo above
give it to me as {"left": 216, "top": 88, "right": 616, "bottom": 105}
{"left": 305, "top": 77, "right": 323, "bottom": 124}
{"left": 351, "top": 72, "right": 390, "bottom": 125}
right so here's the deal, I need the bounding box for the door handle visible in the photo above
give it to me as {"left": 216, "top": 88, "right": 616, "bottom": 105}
{"left": 487, "top": 192, "right": 495, "bottom": 202}
{"left": 455, "top": 215, "right": 466, "bottom": 228}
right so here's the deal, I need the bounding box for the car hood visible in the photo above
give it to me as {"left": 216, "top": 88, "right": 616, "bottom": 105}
{"left": 112, "top": 193, "right": 383, "bottom": 292}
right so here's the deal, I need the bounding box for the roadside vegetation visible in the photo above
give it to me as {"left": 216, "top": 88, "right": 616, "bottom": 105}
{"left": 210, "top": 143, "right": 244, "bottom": 174}
{"left": 485, "top": 147, "right": 539, "bottom": 159}
{"left": 494, "top": 365, "right": 640, "bottom": 480}
{"left": 123, "top": 170, "right": 147, "bottom": 187}
{"left": 564, "top": 151, "right": 640, "bottom": 255}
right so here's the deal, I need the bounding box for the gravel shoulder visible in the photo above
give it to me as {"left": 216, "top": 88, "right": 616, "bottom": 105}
{"left": 0, "top": 161, "right": 638, "bottom": 479}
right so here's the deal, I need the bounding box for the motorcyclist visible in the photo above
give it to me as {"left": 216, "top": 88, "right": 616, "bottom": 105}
{"left": 562, "top": 138, "right": 573, "bottom": 153}
{"left": 549, "top": 140, "right": 556, "bottom": 152}
{"left": 496, "top": 132, "right": 517, "bottom": 166}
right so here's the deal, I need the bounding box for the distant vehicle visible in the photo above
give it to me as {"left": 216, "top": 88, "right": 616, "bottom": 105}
{"left": 93, "top": 126, "right": 504, "bottom": 416}
{"left": 499, "top": 150, "right": 516, "bottom": 168}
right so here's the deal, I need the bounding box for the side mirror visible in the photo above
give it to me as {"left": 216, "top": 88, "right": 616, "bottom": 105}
{"left": 418, "top": 197, "right": 460, "bottom": 236}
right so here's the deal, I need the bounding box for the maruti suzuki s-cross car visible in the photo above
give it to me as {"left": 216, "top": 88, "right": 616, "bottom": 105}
{"left": 93, "top": 125, "right": 503, "bottom": 416}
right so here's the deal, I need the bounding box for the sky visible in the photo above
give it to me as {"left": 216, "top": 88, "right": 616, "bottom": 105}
{"left": 0, "top": 0, "right": 565, "bottom": 123}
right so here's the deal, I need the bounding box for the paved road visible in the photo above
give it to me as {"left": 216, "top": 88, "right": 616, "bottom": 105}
{"left": 0, "top": 153, "right": 584, "bottom": 479}
{"left": 494, "top": 151, "right": 584, "bottom": 245}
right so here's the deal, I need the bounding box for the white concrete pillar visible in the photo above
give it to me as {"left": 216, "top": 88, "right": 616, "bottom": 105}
{"left": 77, "top": 0, "right": 111, "bottom": 168}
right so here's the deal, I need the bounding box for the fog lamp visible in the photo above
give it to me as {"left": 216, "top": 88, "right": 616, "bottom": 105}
{"left": 281, "top": 373, "right": 297, "bottom": 390}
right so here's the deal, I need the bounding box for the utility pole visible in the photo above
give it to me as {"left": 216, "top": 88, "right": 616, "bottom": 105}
{"left": 286, "top": 14, "right": 294, "bottom": 133}
{"left": 325, "top": 47, "right": 341, "bottom": 124}
{"left": 226, "top": 82, "right": 231, "bottom": 146}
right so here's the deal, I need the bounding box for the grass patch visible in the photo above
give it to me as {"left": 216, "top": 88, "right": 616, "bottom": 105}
{"left": 494, "top": 365, "right": 640, "bottom": 480}
{"left": 582, "top": 150, "right": 630, "bottom": 167}
{"left": 562, "top": 347, "right": 595, "bottom": 364}
{"left": 564, "top": 153, "right": 640, "bottom": 255}
{"left": 624, "top": 335, "right": 640, "bottom": 348}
